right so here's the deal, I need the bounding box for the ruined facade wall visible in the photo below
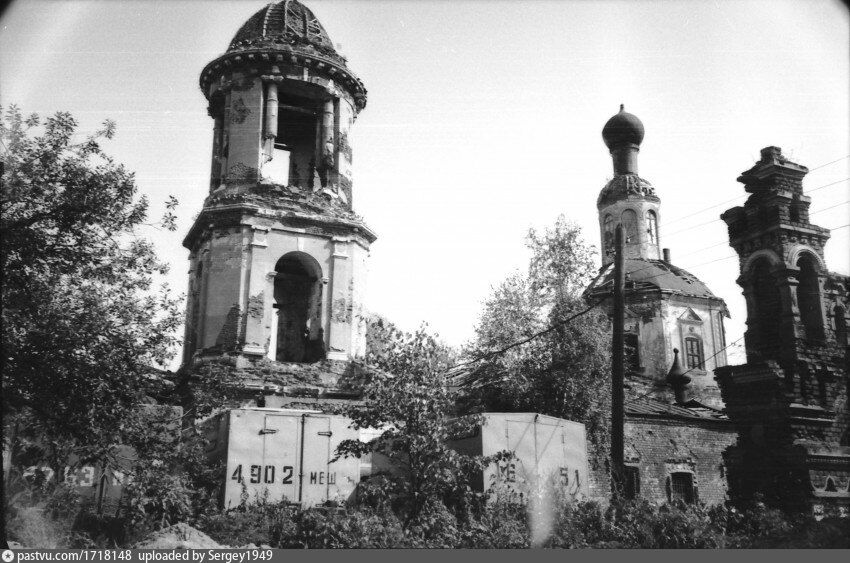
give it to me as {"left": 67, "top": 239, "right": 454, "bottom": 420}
{"left": 626, "top": 295, "right": 728, "bottom": 408}
{"left": 584, "top": 417, "right": 737, "bottom": 506}
{"left": 225, "top": 72, "right": 264, "bottom": 182}
{"left": 625, "top": 418, "right": 737, "bottom": 506}
{"left": 598, "top": 197, "right": 661, "bottom": 263}
{"left": 183, "top": 210, "right": 372, "bottom": 363}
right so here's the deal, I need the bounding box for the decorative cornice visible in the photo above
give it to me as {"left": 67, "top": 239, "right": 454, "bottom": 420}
{"left": 200, "top": 48, "right": 367, "bottom": 111}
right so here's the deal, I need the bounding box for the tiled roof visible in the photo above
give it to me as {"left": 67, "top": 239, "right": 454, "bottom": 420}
{"left": 626, "top": 396, "right": 729, "bottom": 422}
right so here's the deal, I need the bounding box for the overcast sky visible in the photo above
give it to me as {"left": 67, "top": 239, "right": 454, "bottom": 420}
{"left": 2, "top": 0, "right": 848, "bottom": 369}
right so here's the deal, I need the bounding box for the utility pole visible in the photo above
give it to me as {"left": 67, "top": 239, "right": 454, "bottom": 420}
{"left": 611, "top": 224, "right": 625, "bottom": 499}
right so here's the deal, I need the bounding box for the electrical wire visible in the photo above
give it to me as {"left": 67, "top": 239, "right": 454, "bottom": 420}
{"left": 624, "top": 336, "right": 746, "bottom": 405}
{"left": 448, "top": 296, "right": 607, "bottom": 372}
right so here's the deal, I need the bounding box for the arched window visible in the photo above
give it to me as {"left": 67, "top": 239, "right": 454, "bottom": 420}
{"left": 797, "top": 255, "right": 823, "bottom": 340}
{"left": 603, "top": 214, "right": 614, "bottom": 252}
{"left": 684, "top": 336, "right": 703, "bottom": 370}
{"left": 751, "top": 258, "right": 781, "bottom": 348}
{"left": 646, "top": 210, "right": 658, "bottom": 245}
{"left": 833, "top": 306, "right": 846, "bottom": 347}
{"left": 621, "top": 209, "right": 638, "bottom": 243}
{"left": 274, "top": 252, "right": 325, "bottom": 363}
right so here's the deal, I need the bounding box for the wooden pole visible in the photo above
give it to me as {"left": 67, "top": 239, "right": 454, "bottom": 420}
{"left": 611, "top": 224, "right": 625, "bottom": 499}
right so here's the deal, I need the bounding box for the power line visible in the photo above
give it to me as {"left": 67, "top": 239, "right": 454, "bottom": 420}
{"left": 662, "top": 178, "right": 849, "bottom": 238}
{"left": 625, "top": 336, "right": 746, "bottom": 405}
{"left": 807, "top": 154, "right": 850, "bottom": 173}
{"left": 449, "top": 296, "right": 607, "bottom": 372}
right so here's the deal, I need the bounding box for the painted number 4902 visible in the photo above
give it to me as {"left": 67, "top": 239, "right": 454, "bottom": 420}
{"left": 231, "top": 464, "right": 293, "bottom": 484}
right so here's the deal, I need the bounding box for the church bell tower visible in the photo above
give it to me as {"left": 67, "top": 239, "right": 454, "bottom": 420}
{"left": 182, "top": 0, "right": 376, "bottom": 373}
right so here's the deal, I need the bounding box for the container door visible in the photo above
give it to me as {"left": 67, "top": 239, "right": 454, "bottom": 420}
{"left": 222, "top": 412, "right": 300, "bottom": 508}
{"left": 262, "top": 414, "right": 301, "bottom": 504}
{"left": 300, "top": 415, "right": 334, "bottom": 506}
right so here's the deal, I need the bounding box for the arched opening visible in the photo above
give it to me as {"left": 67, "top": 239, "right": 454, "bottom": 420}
{"left": 646, "top": 210, "right": 658, "bottom": 246}
{"left": 750, "top": 258, "right": 781, "bottom": 348}
{"left": 621, "top": 209, "right": 638, "bottom": 244}
{"left": 796, "top": 255, "right": 823, "bottom": 341}
{"left": 274, "top": 252, "right": 324, "bottom": 363}
{"left": 834, "top": 306, "right": 847, "bottom": 347}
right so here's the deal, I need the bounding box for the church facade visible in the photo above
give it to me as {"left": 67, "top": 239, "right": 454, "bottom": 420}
{"left": 584, "top": 107, "right": 737, "bottom": 505}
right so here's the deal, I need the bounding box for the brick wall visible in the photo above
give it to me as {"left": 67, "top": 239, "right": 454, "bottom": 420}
{"left": 586, "top": 416, "right": 737, "bottom": 506}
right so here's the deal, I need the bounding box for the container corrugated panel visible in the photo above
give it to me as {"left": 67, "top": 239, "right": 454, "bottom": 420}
{"left": 449, "top": 413, "right": 589, "bottom": 501}
{"left": 213, "top": 408, "right": 361, "bottom": 508}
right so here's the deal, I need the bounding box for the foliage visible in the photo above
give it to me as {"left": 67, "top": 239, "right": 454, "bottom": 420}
{"left": 0, "top": 105, "right": 203, "bottom": 538}
{"left": 462, "top": 215, "right": 612, "bottom": 458}
{"left": 335, "top": 322, "right": 481, "bottom": 527}
{"left": 1, "top": 105, "right": 182, "bottom": 467}
{"left": 194, "top": 495, "right": 850, "bottom": 549}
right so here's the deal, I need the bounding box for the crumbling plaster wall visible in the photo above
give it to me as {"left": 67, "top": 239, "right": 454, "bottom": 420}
{"left": 225, "top": 72, "right": 264, "bottom": 184}
{"left": 627, "top": 295, "right": 727, "bottom": 407}
{"left": 598, "top": 198, "right": 661, "bottom": 262}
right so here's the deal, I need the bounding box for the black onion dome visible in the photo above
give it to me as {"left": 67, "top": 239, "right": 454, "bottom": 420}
{"left": 602, "top": 105, "right": 645, "bottom": 149}
{"left": 227, "top": 0, "right": 340, "bottom": 61}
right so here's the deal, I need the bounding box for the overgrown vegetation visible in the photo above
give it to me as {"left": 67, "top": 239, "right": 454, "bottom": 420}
{"left": 461, "top": 215, "right": 612, "bottom": 459}
{"left": 1, "top": 106, "right": 218, "bottom": 544}
{"left": 194, "top": 497, "right": 849, "bottom": 549}
{"left": 3, "top": 111, "right": 847, "bottom": 549}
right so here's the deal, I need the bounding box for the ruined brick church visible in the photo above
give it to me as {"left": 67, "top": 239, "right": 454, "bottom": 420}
{"left": 182, "top": 0, "right": 375, "bottom": 409}
{"left": 179, "top": 0, "right": 849, "bottom": 515}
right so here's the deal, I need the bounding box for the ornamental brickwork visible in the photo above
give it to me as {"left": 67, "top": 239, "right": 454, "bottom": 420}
{"left": 717, "top": 146, "right": 850, "bottom": 518}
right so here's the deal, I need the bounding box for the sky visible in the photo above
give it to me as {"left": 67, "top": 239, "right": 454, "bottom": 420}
{"left": 2, "top": 0, "right": 848, "bottom": 370}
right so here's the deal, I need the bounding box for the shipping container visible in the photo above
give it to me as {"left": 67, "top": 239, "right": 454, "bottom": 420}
{"left": 447, "top": 413, "right": 590, "bottom": 501}
{"left": 204, "top": 408, "right": 361, "bottom": 508}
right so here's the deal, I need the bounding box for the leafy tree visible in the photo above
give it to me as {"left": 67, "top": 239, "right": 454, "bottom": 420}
{"left": 1, "top": 106, "right": 184, "bottom": 508}
{"left": 335, "top": 322, "right": 479, "bottom": 529}
{"left": 461, "top": 215, "right": 612, "bottom": 457}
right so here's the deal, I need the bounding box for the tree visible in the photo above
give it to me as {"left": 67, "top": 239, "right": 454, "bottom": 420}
{"left": 1, "top": 106, "right": 182, "bottom": 489}
{"left": 462, "top": 215, "right": 612, "bottom": 457}
{"left": 336, "top": 322, "right": 479, "bottom": 529}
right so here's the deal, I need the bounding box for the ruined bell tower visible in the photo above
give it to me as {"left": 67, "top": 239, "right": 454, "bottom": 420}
{"left": 181, "top": 1, "right": 376, "bottom": 397}
{"left": 716, "top": 147, "right": 850, "bottom": 517}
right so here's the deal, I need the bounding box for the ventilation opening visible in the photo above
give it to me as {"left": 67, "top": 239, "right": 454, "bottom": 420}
{"left": 273, "top": 252, "right": 324, "bottom": 363}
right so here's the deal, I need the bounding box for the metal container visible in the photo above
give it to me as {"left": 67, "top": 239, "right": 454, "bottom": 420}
{"left": 448, "top": 413, "right": 590, "bottom": 501}
{"left": 204, "top": 408, "right": 361, "bottom": 508}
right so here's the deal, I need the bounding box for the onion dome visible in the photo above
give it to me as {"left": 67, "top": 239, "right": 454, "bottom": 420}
{"left": 602, "top": 104, "right": 645, "bottom": 149}
{"left": 666, "top": 348, "right": 691, "bottom": 404}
